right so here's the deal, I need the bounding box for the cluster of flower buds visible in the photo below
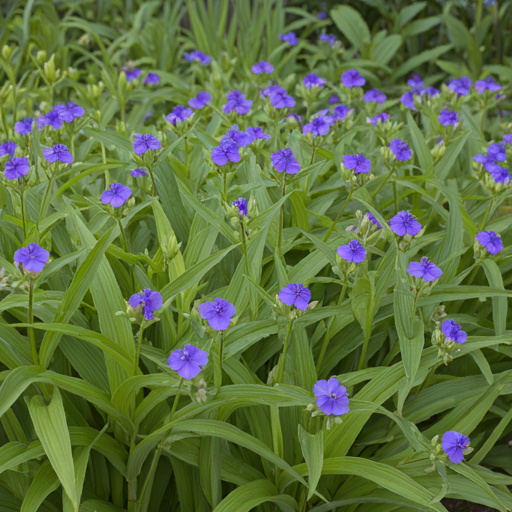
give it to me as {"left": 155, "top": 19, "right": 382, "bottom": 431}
{"left": 195, "top": 379, "right": 208, "bottom": 404}
{"left": 340, "top": 162, "right": 374, "bottom": 189}
{"left": 431, "top": 318, "right": 467, "bottom": 364}
{"left": 306, "top": 402, "right": 345, "bottom": 430}
{"left": 273, "top": 283, "right": 316, "bottom": 320}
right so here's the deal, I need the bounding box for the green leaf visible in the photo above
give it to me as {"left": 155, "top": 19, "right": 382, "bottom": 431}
{"left": 20, "top": 461, "right": 59, "bottom": 512}
{"left": 331, "top": 5, "right": 371, "bottom": 53}
{"left": 481, "top": 259, "right": 507, "bottom": 336}
{"left": 407, "top": 111, "right": 434, "bottom": 174}
{"left": 298, "top": 425, "right": 324, "bottom": 500}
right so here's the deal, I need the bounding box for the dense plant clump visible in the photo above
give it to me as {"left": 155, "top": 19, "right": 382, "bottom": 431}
{"left": 0, "top": 1, "right": 512, "bottom": 511}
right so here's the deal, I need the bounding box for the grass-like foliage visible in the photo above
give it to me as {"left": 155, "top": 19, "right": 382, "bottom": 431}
{"left": 1, "top": 1, "right": 512, "bottom": 511}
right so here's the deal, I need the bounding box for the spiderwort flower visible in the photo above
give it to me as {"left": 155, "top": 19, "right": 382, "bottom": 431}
{"left": 251, "top": 61, "right": 274, "bottom": 74}
{"left": 363, "top": 89, "right": 386, "bottom": 104}
{"left": 448, "top": 77, "right": 472, "bottom": 96}
{"left": 333, "top": 105, "right": 352, "bottom": 122}
{"left": 129, "top": 289, "right": 163, "bottom": 321}
{"left": 279, "top": 32, "right": 298, "bottom": 46}
{"left": 222, "top": 125, "right": 252, "bottom": 147}
{"left": 232, "top": 197, "right": 248, "bottom": 216}
{"left": 313, "top": 377, "right": 349, "bottom": 416}
{"left": 272, "top": 148, "right": 301, "bottom": 174}
{"left": 337, "top": 240, "right": 366, "bottom": 263}
{"left": 488, "top": 143, "right": 506, "bottom": 161}
{"left": 43, "top": 144, "right": 73, "bottom": 164}
{"left": 475, "top": 77, "right": 500, "bottom": 94}
{"left": 168, "top": 344, "right": 208, "bottom": 379}
{"left": 366, "top": 212, "right": 382, "bottom": 229}
{"left": 329, "top": 94, "right": 341, "bottom": 105}
{"left": 188, "top": 91, "right": 212, "bottom": 109}
{"left": 145, "top": 73, "right": 160, "bottom": 85}
{"left": 476, "top": 231, "right": 503, "bottom": 255}
{"left": 341, "top": 69, "right": 365, "bottom": 88}
{"left": 303, "top": 117, "right": 332, "bottom": 137}
{"left": 487, "top": 163, "right": 510, "bottom": 184}
{"left": 245, "top": 126, "right": 270, "bottom": 142}
{"left": 133, "top": 133, "right": 161, "bottom": 155}
{"left": 400, "top": 91, "right": 417, "bottom": 110}
{"left": 503, "top": 134, "right": 512, "bottom": 144}
{"left": 223, "top": 90, "right": 252, "bottom": 115}
{"left": 442, "top": 431, "right": 470, "bottom": 463}
{"left": 183, "top": 50, "right": 211, "bottom": 65}
{"left": 38, "top": 109, "right": 63, "bottom": 130}
{"left": 317, "top": 11, "right": 327, "bottom": 19}
{"left": 439, "top": 110, "right": 459, "bottom": 127}
{"left": 343, "top": 154, "right": 371, "bottom": 174}
{"left": 407, "top": 257, "right": 442, "bottom": 282}
{"left": 131, "top": 167, "right": 148, "bottom": 178}
{"left": 441, "top": 320, "right": 467, "bottom": 344}
{"left": 198, "top": 297, "right": 236, "bottom": 330}
{"left": 14, "top": 118, "right": 33, "bottom": 136}
{"left": 408, "top": 74, "right": 424, "bottom": 89}
{"left": 4, "top": 157, "right": 29, "bottom": 180}
{"left": 101, "top": 183, "right": 132, "bottom": 208}
{"left": 303, "top": 73, "right": 326, "bottom": 89}
{"left": 211, "top": 140, "right": 241, "bottom": 166}
{"left": 14, "top": 243, "right": 50, "bottom": 273}
{"left": 389, "top": 211, "right": 422, "bottom": 236}
{"left": 319, "top": 34, "right": 337, "bottom": 47}
{"left": 123, "top": 67, "right": 142, "bottom": 82}
{"left": 369, "top": 113, "right": 390, "bottom": 125}
{"left": 389, "top": 139, "right": 412, "bottom": 161}
{"left": 279, "top": 283, "right": 311, "bottom": 310}
{"left": 0, "top": 141, "right": 17, "bottom": 157}
{"left": 269, "top": 89, "right": 295, "bottom": 109}
{"left": 166, "top": 105, "right": 193, "bottom": 125}
{"left": 55, "top": 101, "right": 85, "bottom": 122}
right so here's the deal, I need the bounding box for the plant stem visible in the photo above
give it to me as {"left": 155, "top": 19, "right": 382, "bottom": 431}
{"left": 357, "top": 335, "right": 370, "bottom": 371}
{"left": 28, "top": 281, "right": 38, "bottom": 365}
{"left": 239, "top": 217, "right": 251, "bottom": 277}
{"left": 222, "top": 171, "right": 227, "bottom": 203}
{"left": 277, "top": 172, "right": 287, "bottom": 251}
{"left": 20, "top": 187, "right": 27, "bottom": 240}
{"left": 133, "top": 324, "right": 145, "bottom": 376}
{"left": 148, "top": 166, "right": 158, "bottom": 196}
{"left": 479, "top": 197, "right": 494, "bottom": 230}
{"left": 372, "top": 166, "right": 394, "bottom": 198}
{"left": 116, "top": 216, "right": 130, "bottom": 253}
{"left": 323, "top": 189, "right": 353, "bottom": 242}
{"left": 309, "top": 140, "right": 316, "bottom": 165}
{"left": 393, "top": 180, "right": 398, "bottom": 214}
{"left": 214, "top": 332, "right": 225, "bottom": 397}
{"left": 417, "top": 361, "right": 442, "bottom": 394}
{"left": 275, "top": 320, "right": 294, "bottom": 385}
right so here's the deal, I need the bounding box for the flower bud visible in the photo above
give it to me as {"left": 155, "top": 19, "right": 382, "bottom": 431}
{"left": 36, "top": 50, "right": 47, "bottom": 64}
{"left": 43, "top": 54, "right": 56, "bottom": 84}
{"left": 2, "top": 45, "right": 13, "bottom": 61}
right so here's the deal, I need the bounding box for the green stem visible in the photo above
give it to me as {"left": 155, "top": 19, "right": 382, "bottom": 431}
{"left": 275, "top": 320, "right": 294, "bottom": 385}
{"left": 357, "top": 335, "right": 370, "bottom": 371}
{"left": 214, "top": 332, "right": 225, "bottom": 396}
{"left": 309, "top": 140, "right": 316, "bottom": 165}
{"left": 148, "top": 166, "right": 158, "bottom": 196}
{"left": 116, "top": 216, "right": 130, "bottom": 253}
{"left": 417, "top": 361, "right": 442, "bottom": 394}
{"left": 222, "top": 171, "right": 227, "bottom": 203}
{"left": 479, "top": 197, "right": 494, "bottom": 230}
{"left": 277, "top": 172, "right": 287, "bottom": 251}
{"left": 372, "top": 166, "right": 394, "bottom": 198}
{"left": 323, "top": 189, "right": 353, "bottom": 242}
{"left": 393, "top": 180, "right": 398, "bottom": 214}
{"left": 38, "top": 176, "right": 54, "bottom": 223}
{"left": 133, "top": 324, "right": 145, "bottom": 376}
{"left": 20, "top": 187, "right": 27, "bottom": 240}
{"left": 28, "top": 281, "right": 38, "bottom": 365}
{"left": 240, "top": 217, "right": 251, "bottom": 277}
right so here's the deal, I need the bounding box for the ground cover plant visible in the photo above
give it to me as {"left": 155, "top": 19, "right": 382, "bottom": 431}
{"left": 1, "top": 0, "right": 512, "bottom": 511}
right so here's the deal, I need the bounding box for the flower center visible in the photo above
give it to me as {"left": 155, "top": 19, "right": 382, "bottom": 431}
{"left": 329, "top": 393, "right": 338, "bottom": 399}
{"left": 180, "top": 350, "right": 189, "bottom": 361}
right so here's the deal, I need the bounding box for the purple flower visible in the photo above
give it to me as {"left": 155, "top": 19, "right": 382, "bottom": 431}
{"left": 223, "top": 90, "right": 252, "bottom": 115}
{"left": 407, "top": 256, "right": 442, "bottom": 282}
{"left": 401, "top": 91, "right": 418, "bottom": 110}
{"left": 279, "top": 32, "right": 298, "bottom": 46}
{"left": 329, "top": 94, "right": 341, "bottom": 105}
{"left": 168, "top": 344, "right": 208, "bottom": 379}
{"left": 55, "top": 102, "right": 85, "bottom": 122}
{"left": 366, "top": 212, "right": 382, "bottom": 229}
{"left": 317, "top": 11, "right": 327, "bottom": 19}
{"left": 303, "top": 117, "right": 332, "bottom": 137}
{"left": 448, "top": 77, "right": 472, "bottom": 96}
{"left": 441, "top": 320, "right": 467, "bottom": 344}
{"left": 337, "top": 240, "right": 366, "bottom": 263}
{"left": 476, "top": 231, "right": 503, "bottom": 255}
{"left": 232, "top": 197, "right": 248, "bottom": 216}
{"left": 269, "top": 89, "right": 296, "bottom": 109}
{"left": 271, "top": 148, "right": 301, "bottom": 174}
{"left": 38, "top": 110, "right": 63, "bottom": 130}
{"left": 145, "top": 73, "right": 160, "bottom": 85}
{"left": 341, "top": 69, "right": 365, "bottom": 88}
{"left": 304, "top": 73, "right": 326, "bottom": 89}
{"left": 439, "top": 110, "right": 459, "bottom": 127}
{"left": 503, "top": 134, "right": 512, "bottom": 144}
{"left": 131, "top": 167, "right": 148, "bottom": 178}
{"left": 4, "top": 157, "right": 29, "bottom": 180}
{"left": 488, "top": 143, "right": 506, "bottom": 161}
{"left": 422, "top": 86, "right": 440, "bottom": 97}
{"left": 262, "top": 85, "right": 286, "bottom": 97}
{"left": 198, "top": 297, "right": 236, "bottom": 330}
{"left": 389, "top": 211, "right": 422, "bottom": 236}
{"left": 166, "top": 105, "right": 194, "bottom": 125}
{"left": 222, "top": 125, "right": 252, "bottom": 147}
{"left": 129, "top": 289, "right": 162, "bottom": 321}
{"left": 100, "top": 183, "right": 132, "bottom": 208}
{"left": 133, "top": 133, "right": 161, "bottom": 155}
{"left": 184, "top": 50, "right": 211, "bottom": 65}
{"left": 389, "top": 139, "right": 412, "bottom": 161}
{"left": 319, "top": 34, "right": 337, "bottom": 47}
{"left": 363, "top": 89, "right": 386, "bottom": 104}
{"left": 475, "top": 77, "right": 500, "bottom": 94}
{"left": 487, "top": 163, "right": 510, "bottom": 184}
{"left": 343, "top": 154, "right": 371, "bottom": 174}
{"left": 442, "top": 431, "right": 470, "bottom": 464}
{"left": 14, "top": 118, "right": 33, "bottom": 136}
{"left": 123, "top": 67, "right": 142, "bottom": 82}
{"left": 211, "top": 140, "right": 241, "bottom": 166}
{"left": 408, "top": 74, "right": 424, "bottom": 90}
{"left": 43, "top": 144, "right": 73, "bottom": 164}
{"left": 245, "top": 126, "right": 270, "bottom": 142}
{"left": 0, "top": 141, "right": 17, "bottom": 157}
{"left": 313, "top": 377, "right": 349, "bottom": 416}
{"left": 252, "top": 61, "right": 274, "bottom": 74}
{"left": 369, "top": 112, "right": 390, "bottom": 125}
{"left": 278, "top": 283, "right": 311, "bottom": 310}
{"left": 333, "top": 105, "right": 352, "bottom": 122}
{"left": 188, "top": 91, "right": 212, "bottom": 110}
{"left": 14, "top": 243, "right": 50, "bottom": 273}
{"left": 286, "top": 113, "right": 302, "bottom": 124}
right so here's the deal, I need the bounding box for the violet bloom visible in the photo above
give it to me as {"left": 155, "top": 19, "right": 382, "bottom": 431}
{"left": 246, "top": 126, "right": 270, "bottom": 142}
{"left": 129, "top": 288, "right": 163, "bottom": 321}
{"left": 252, "top": 61, "right": 274, "bottom": 74}
{"left": 408, "top": 74, "right": 424, "bottom": 89}
{"left": 303, "top": 117, "right": 332, "bottom": 137}
{"left": 329, "top": 94, "right": 340, "bottom": 105}
{"left": 390, "top": 139, "right": 412, "bottom": 161}
{"left": 476, "top": 231, "right": 503, "bottom": 255}
{"left": 488, "top": 143, "right": 506, "bottom": 161}
{"left": 366, "top": 212, "right": 382, "bottom": 229}
{"left": 319, "top": 34, "right": 337, "bottom": 47}
{"left": 278, "top": 283, "right": 311, "bottom": 310}
{"left": 145, "top": 73, "right": 160, "bottom": 85}
{"left": 487, "top": 163, "right": 510, "bottom": 184}
{"left": 422, "top": 86, "right": 440, "bottom": 97}
{"left": 279, "top": 32, "right": 298, "bottom": 46}
{"left": 211, "top": 140, "right": 241, "bottom": 166}
{"left": 232, "top": 197, "right": 248, "bottom": 216}
{"left": 4, "top": 157, "right": 29, "bottom": 180}
{"left": 439, "top": 110, "right": 459, "bottom": 127}
{"left": 43, "top": 144, "right": 73, "bottom": 164}
{"left": 166, "top": 105, "right": 193, "bottom": 125}
{"left": 222, "top": 125, "right": 252, "bottom": 147}
{"left": 333, "top": 105, "right": 352, "bottom": 122}
{"left": 448, "top": 77, "right": 472, "bottom": 96}
{"left": 389, "top": 211, "right": 422, "bottom": 236}
{"left": 337, "top": 240, "right": 366, "bottom": 263}
{"left": 0, "top": 141, "right": 17, "bottom": 157}
{"left": 168, "top": 344, "right": 208, "bottom": 379}
{"left": 261, "top": 84, "right": 286, "bottom": 98}
{"left": 313, "top": 377, "right": 349, "bottom": 416}
{"left": 503, "top": 134, "right": 512, "bottom": 144}
{"left": 317, "top": 11, "right": 327, "bottom": 19}
{"left": 123, "top": 67, "right": 142, "bottom": 82}
{"left": 271, "top": 148, "right": 301, "bottom": 174}
{"left": 401, "top": 91, "right": 417, "bottom": 110}
{"left": 442, "top": 431, "right": 470, "bottom": 464}
{"left": 188, "top": 91, "right": 212, "bottom": 110}
{"left": 223, "top": 90, "right": 252, "bottom": 115}
{"left": 475, "top": 77, "right": 500, "bottom": 94}
{"left": 198, "top": 297, "right": 236, "bottom": 330}
{"left": 407, "top": 257, "right": 442, "bottom": 282}
{"left": 55, "top": 102, "right": 85, "bottom": 122}
{"left": 38, "top": 109, "right": 63, "bottom": 130}
{"left": 303, "top": 73, "right": 326, "bottom": 89}
{"left": 184, "top": 50, "right": 211, "bottom": 65}
{"left": 286, "top": 113, "right": 302, "bottom": 124}
{"left": 269, "top": 89, "right": 296, "bottom": 109}
{"left": 133, "top": 133, "right": 161, "bottom": 155}
{"left": 343, "top": 154, "right": 371, "bottom": 174}
{"left": 131, "top": 167, "right": 148, "bottom": 178}
{"left": 441, "top": 320, "right": 467, "bottom": 344}
{"left": 363, "top": 89, "right": 386, "bottom": 104}
{"left": 14, "top": 118, "right": 33, "bottom": 136}
{"left": 341, "top": 69, "right": 365, "bottom": 88}
{"left": 14, "top": 243, "right": 49, "bottom": 273}
{"left": 101, "top": 183, "right": 132, "bottom": 208}
{"left": 369, "top": 112, "right": 390, "bottom": 125}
